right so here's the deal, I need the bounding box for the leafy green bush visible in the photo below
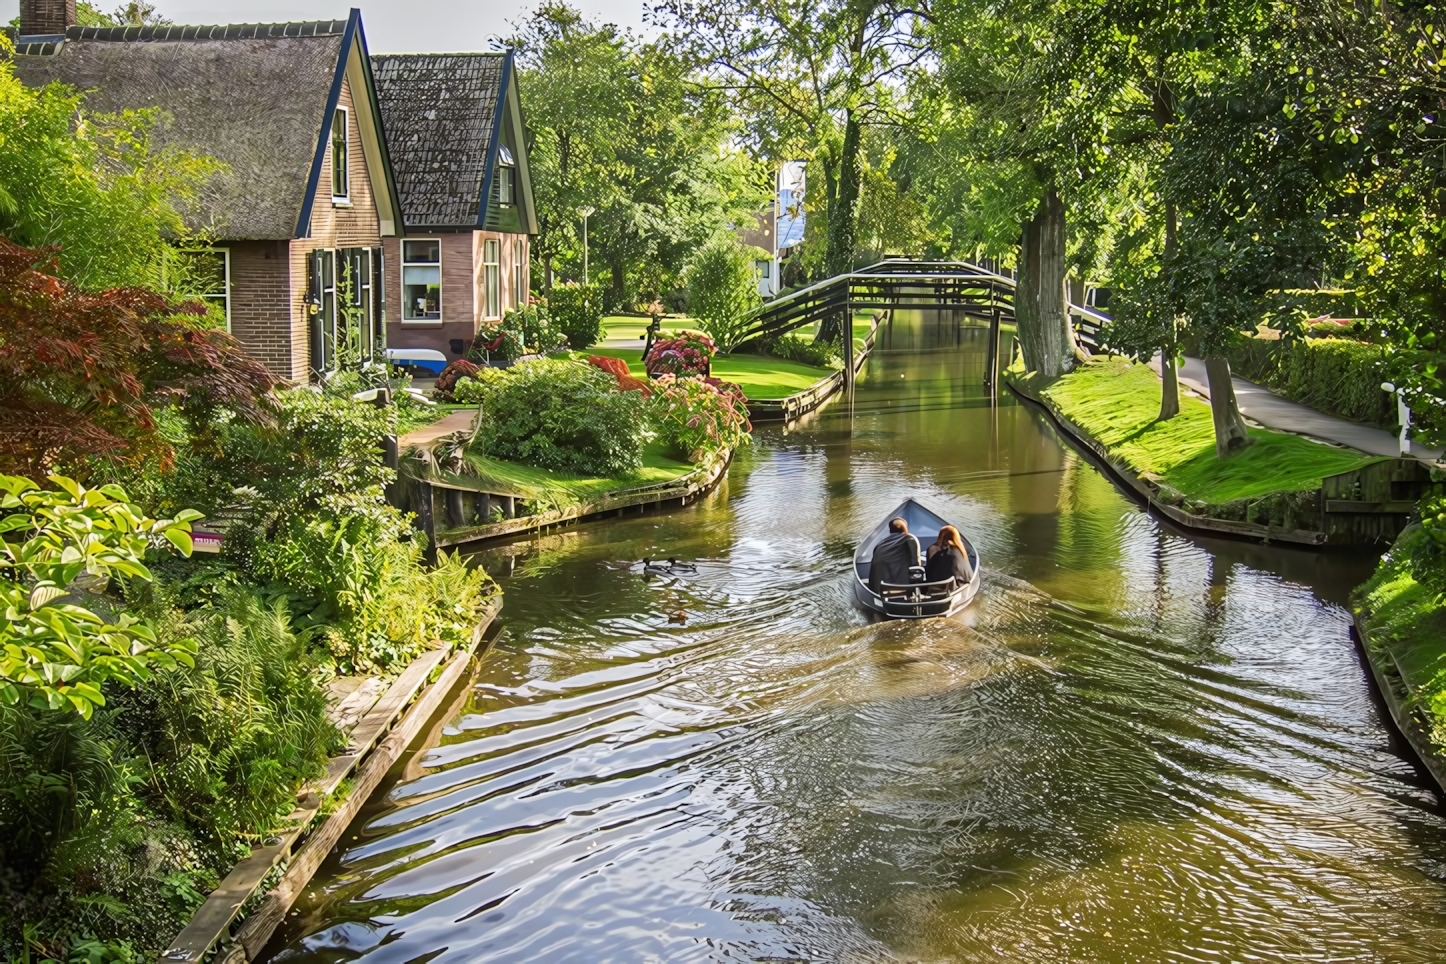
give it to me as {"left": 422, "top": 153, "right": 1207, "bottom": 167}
{"left": 548, "top": 282, "right": 603, "bottom": 350}
{"left": 768, "top": 333, "right": 841, "bottom": 369}
{"left": 649, "top": 375, "right": 752, "bottom": 462}
{"left": 470, "top": 321, "right": 526, "bottom": 363}
{"left": 506, "top": 302, "right": 568, "bottom": 354}
{"left": 1228, "top": 335, "right": 1392, "bottom": 428}
{"left": 0, "top": 588, "right": 337, "bottom": 953}
{"left": 0, "top": 475, "right": 201, "bottom": 719}
{"left": 462, "top": 359, "right": 646, "bottom": 475}
{"left": 686, "top": 237, "right": 763, "bottom": 352}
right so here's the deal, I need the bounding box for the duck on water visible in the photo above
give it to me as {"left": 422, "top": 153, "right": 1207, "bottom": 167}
{"left": 853, "top": 498, "right": 982, "bottom": 618}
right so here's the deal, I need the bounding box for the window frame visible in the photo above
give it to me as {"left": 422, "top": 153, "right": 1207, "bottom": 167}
{"left": 512, "top": 238, "right": 526, "bottom": 309}
{"left": 496, "top": 166, "right": 515, "bottom": 207}
{"left": 401, "top": 238, "right": 443, "bottom": 325}
{"left": 331, "top": 106, "right": 350, "bottom": 204}
{"left": 483, "top": 238, "right": 501, "bottom": 319}
{"left": 179, "top": 247, "right": 231, "bottom": 331}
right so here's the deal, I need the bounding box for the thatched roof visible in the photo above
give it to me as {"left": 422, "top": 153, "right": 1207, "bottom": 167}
{"left": 12, "top": 20, "right": 354, "bottom": 239}
{"left": 372, "top": 53, "right": 508, "bottom": 230}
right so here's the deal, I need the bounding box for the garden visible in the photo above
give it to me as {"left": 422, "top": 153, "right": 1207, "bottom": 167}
{"left": 0, "top": 245, "right": 495, "bottom": 957}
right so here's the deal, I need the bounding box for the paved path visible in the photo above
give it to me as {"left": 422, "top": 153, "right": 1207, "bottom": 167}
{"left": 399, "top": 409, "right": 476, "bottom": 449}
{"left": 1149, "top": 354, "right": 1442, "bottom": 461}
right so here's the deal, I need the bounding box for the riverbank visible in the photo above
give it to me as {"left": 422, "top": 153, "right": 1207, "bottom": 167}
{"left": 1007, "top": 357, "right": 1417, "bottom": 544}
{"left": 1354, "top": 525, "right": 1446, "bottom": 794}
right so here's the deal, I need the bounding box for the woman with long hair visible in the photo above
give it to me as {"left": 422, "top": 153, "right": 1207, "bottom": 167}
{"left": 925, "top": 525, "right": 973, "bottom": 586}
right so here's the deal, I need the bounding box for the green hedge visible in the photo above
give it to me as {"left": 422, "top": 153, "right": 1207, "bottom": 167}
{"left": 1228, "top": 335, "right": 1393, "bottom": 429}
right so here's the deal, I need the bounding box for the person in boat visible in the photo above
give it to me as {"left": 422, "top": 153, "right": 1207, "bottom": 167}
{"left": 925, "top": 525, "right": 974, "bottom": 587}
{"left": 869, "top": 518, "right": 922, "bottom": 594}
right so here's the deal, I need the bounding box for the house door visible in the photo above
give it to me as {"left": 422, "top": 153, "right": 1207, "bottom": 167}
{"left": 308, "top": 249, "right": 337, "bottom": 377}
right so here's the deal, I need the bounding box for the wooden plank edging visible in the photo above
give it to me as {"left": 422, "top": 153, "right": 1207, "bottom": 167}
{"left": 431, "top": 448, "right": 734, "bottom": 549}
{"left": 1352, "top": 613, "right": 1446, "bottom": 798}
{"left": 158, "top": 595, "right": 503, "bottom": 964}
{"left": 747, "top": 313, "right": 882, "bottom": 423}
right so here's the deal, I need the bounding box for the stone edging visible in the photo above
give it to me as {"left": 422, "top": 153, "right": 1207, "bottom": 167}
{"left": 1005, "top": 375, "right": 1330, "bottom": 547}
{"left": 158, "top": 595, "right": 503, "bottom": 963}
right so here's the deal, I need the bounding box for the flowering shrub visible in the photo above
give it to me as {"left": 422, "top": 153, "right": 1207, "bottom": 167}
{"left": 588, "top": 354, "right": 652, "bottom": 396}
{"left": 507, "top": 303, "right": 569, "bottom": 354}
{"left": 549, "top": 282, "right": 603, "bottom": 349}
{"left": 649, "top": 374, "right": 751, "bottom": 462}
{"left": 645, "top": 330, "right": 716, "bottom": 377}
{"left": 435, "top": 359, "right": 480, "bottom": 394}
{"left": 469, "top": 322, "right": 526, "bottom": 363}
{"left": 461, "top": 359, "right": 646, "bottom": 475}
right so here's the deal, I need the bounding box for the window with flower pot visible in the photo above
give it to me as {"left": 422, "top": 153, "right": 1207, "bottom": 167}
{"left": 403, "top": 239, "right": 441, "bottom": 322}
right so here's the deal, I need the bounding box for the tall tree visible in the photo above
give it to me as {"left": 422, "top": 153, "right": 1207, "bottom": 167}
{"left": 655, "top": 0, "right": 927, "bottom": 337}
{"left": 511, "top": 4, "right": 765, "bottom": 310}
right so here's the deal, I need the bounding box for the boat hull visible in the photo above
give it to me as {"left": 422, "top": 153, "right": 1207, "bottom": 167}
{"left": 853, "top": 498, "right": 982, "bottom": 619}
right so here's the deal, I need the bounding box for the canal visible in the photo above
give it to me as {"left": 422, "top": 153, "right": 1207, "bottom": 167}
{"left": 264, "top": 314, "right": 1446, "bottom": 962}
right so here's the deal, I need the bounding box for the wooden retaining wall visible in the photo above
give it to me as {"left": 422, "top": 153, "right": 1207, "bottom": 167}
{"left": 747, "top": 312, "right": 884, "bottom": 423}
{"left": 1008, "top": 376, "right": 1435, "bottom": 547}
{"left": 407, "top": 449, "right": 734, "bottom": 551}
{"left": 1353, "top": 613, "right": 1446, "bottom": 798}
{"left": 158, "top": 596, "right": 503, "bottom": 964}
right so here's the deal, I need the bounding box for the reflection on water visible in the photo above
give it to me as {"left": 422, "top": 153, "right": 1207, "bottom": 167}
{"left": 264, "top": 315, "right": 1446, "bottom": 963}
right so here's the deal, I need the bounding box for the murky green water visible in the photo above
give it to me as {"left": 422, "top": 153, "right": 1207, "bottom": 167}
{"left": 264, "top": 314, "right": 1446, "bottom": 963}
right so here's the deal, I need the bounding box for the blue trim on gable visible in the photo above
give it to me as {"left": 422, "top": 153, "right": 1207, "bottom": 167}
{"left": 476, "top": 49, "right": 514, "bottom": 228}
{"left": 295, "top": 8, "right": 360, "bottom": 238}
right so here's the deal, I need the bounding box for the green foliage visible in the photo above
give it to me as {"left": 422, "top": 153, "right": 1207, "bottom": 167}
{"left": 649, "top": 376, "right": 752, "bottom": 462}
{"left": 470, "top": 322, "right": 526, "bottom": 364}
{"left": 504, "top": 302, "right": 568, "bottom": 354}
{"left": 0, "top": 48, "right": 220, "bottom": 293}
{"left": 1227, "top": 336, "right": 1392, "bottom": 429}
{"left": 0, "top": 587, "right": 336, "bottom": 953}
{"left": 509, "top": 4, "right": 767, "bottom": 309}
{"left": 686, "top": 236, "right": 763, "bottom": 352}
{"left": 548, "top": 282, "right": 603, "bottom": 349}
{"left": 460, "top": 359, "right": 647, "bottom": 476}
{"left": 0, "top": 475, "right": 200, "bottom": 719}
{"left": 767, "top": 333, "right": 841, "bottom": 370}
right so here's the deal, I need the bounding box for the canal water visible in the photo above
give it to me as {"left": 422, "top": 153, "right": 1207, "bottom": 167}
{"left": 265, "top": 315, "right": 1446, "bottom": 962}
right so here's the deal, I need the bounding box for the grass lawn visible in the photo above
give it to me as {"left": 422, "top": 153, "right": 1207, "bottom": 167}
{"left": 1357, "top": 526, "right": 1446, "bottom": 748}
{"left": 456, "top": 441, "right": 697, "bottom": 504}
{"left": 1037, "top": 357, "right": 1380, "bottom": 504}
{"left": 578, "top": 347, "right": 834, "bottom": 401}
{"left": 601, "top": 315, "right": 696, "bottom": 345}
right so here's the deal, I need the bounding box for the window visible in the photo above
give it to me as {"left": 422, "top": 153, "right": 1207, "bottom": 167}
{"left": 513, "top": 239, "right": 526, "bottom": 307}
{"left": 483, "top": 239, "right": 501, "bottom": 318}
{"left": 403, "top": 239, "right": 441, "bottom": 321}
{"left": 178, "top": 248, "right": 230, "bottom": 330}
{"left": 496, "top": 144, "right": 515, "bottom": 206}
{"left": 331, "top": 107, "right": 349, "bottom": 201}
{"left": 755, "top": 259, "right": 771, "bottom": 279}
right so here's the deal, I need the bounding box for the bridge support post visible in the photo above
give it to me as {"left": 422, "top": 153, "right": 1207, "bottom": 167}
{"left": 843, "top": 299, "right": 855, "bottom": 397}
{"left": 984, "top": 308, "right": 1000, "bottom": 395}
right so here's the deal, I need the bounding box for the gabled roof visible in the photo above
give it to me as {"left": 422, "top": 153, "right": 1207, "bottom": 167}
{"left": 372, "top": 51, "right": 536, "bottom": 233}
{"left": 11, "top": 11, "right": 400, "bottom": 240}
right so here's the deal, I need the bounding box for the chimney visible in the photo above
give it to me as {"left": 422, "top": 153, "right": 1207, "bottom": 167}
{"left": 19, "top": 0, "right": 77, "bottom": 36}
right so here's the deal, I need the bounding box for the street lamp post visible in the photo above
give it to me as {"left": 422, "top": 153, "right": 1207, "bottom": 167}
{"left": 578, "top": 206, "right": 596, "bottom": 286}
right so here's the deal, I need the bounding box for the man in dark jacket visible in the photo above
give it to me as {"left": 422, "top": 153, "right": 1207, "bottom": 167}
{"left": 869, "top": 518, "right": 922, "bottom": 594}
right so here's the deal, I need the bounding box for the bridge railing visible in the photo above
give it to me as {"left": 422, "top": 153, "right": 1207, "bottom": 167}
{"left": 737, "top": 259, "right": 1108, "bottom": 352}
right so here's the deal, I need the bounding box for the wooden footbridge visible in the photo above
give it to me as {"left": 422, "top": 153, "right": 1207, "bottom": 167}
{"left": 741, "top": 258, "right": 1109, "bottom": 390}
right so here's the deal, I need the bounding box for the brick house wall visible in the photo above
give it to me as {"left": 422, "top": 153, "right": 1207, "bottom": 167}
{"left": 385, "top": 229, "right": 530, "bottom": 363}
{"left": 226, "top": 240, "right": 292, "bottom": 375}
{"left": 283, "top": 77, "right": 383, "bottom": 380}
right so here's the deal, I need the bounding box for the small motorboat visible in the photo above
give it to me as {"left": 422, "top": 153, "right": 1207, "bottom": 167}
{"left": 853, "top": 498, "right": 982, "bottom": 618}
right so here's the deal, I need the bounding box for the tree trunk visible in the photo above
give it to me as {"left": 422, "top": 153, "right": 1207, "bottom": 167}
{"left": 1159, "top": 351, "right": 1180, "bottom": 420}
{"left": 817, "top": 110, "right": 862, "bottom": 343}
{"left": 1204, "top": 355, "right": 1252, "bottom": 456}
{"left": 1015, "top": 187, "right": 1075, "bottom": 378}
{"left": 542, "top": 254, "right": 554, "bottom": 297}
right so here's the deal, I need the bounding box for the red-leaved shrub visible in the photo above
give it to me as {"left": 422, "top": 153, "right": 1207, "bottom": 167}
{"left": 436, "top": 359, "right": 481, "bottom": 395}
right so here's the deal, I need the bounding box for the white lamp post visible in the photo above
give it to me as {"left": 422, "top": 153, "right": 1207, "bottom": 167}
{"left": 1382, "top": 382, "right": 1413, "bottom": 456}
{"left": 578, "top": 206, "right": 596, "bottom": 286}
